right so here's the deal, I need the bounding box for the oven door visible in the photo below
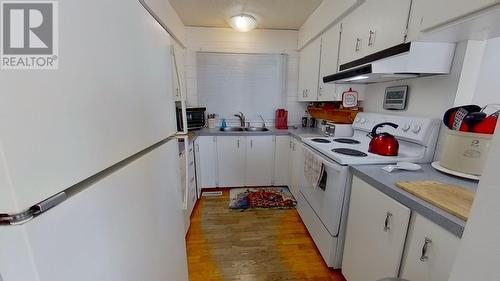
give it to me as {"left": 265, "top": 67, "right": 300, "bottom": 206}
{"left": 300, "top": 147, "right": 349, "bottom": 237}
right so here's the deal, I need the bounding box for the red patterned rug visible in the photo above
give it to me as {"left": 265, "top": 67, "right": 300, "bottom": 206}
{"left": 229, "top": 187, "right": 297, "bottom": 209}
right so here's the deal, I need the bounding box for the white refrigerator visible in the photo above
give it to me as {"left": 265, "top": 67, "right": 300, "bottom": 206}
{"left": 0, "top": 0, "right": 188, "bottom": 280}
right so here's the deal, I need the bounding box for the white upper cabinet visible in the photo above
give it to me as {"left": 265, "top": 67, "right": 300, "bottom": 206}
{"left": 400, "top": 214, "right": 461, "bottom": 281}
{"left": 246, "top": 136, "right": 275, "bottom": 186}
{"left": 339, "top": 0, "right": 412, "bottom": 66}
{"left": 172, "top": 41, "right": 186, "bottom": 101}
{"left": 274, "top": 136, "right": 290, "bottom": 186}
{"left": 298, "top": 37, "right": 322, "bottom": 101}
{"left": 408, "top": 0, "right": 500, "bottom": 39}
{"left": 217, "top": 136, "right": 246, "bottom": 187}
{"left": 342, "top": 176, "right": 411, "bottom": 281}
{"left": 194, "top": 136, "right": 218, "bottom": 192}
{"left": 318, "top": 24, "right": 341, "bottom": 101}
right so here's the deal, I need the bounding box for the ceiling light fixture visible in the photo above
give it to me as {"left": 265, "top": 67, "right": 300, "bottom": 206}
{"left": 228, "top": 14, "right": 257, "bottom": 32}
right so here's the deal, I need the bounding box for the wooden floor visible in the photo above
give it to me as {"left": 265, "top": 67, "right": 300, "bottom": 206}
{"left": 186, "top": 189, "right": 346, "bottom": 281}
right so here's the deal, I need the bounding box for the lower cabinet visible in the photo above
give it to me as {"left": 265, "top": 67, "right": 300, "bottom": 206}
{"left": 343, "top": 176, "right": 462, "bottom": 281}
{"left": 342, "top": 176, "right": 411, "bottom": 281}
{"left": 400, "top": 214, "right": 461, "bottom": 281}
{"left": 288, "top": 138, "right": 303, "bottom": 198}
{"left": 194, "top": 136, "right": 218, "bottom": 194}
{"left": 274, "top": 136, "right": 290, "bottom": 186}
{"left": 246, "top": 136, "right": 275, "bottom": 186}
{"left": 217, "top": 136, "right": 246, "bottom": 187}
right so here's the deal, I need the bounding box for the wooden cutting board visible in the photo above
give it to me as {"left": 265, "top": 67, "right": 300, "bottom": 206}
{"left": 395, "top": 180, "right": 475, "bottom": 221}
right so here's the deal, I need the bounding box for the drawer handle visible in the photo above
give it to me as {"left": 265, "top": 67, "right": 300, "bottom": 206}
{"left": 383, "top": 211, "right": 392, "bottom": 232}
{"left": 420, "top": 238, "right": 432, "bottom": 262}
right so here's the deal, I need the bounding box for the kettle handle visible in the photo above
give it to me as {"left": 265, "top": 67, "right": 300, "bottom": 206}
{"left": 371, "top": 122, "right": 399, "bottom": 136}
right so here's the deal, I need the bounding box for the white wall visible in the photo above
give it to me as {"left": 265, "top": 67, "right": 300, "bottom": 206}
{"left": 361, "top": 42, "right": 467, "bottom": 160}
{"left": 448, "top": 121, "right": 500, "bottom": 281}
{"left": 298, "top": 0, "right": 362, "bottom": 48}
{"left": 468, "top": 36, "right": 500, "bottom": 106}
{"left": 184, "top": 27, "right": 307, "bottom": 126}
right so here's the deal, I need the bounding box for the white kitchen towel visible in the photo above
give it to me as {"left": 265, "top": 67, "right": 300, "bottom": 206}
{"left": 303, "top": 148, "right": 324, "bottom": 188}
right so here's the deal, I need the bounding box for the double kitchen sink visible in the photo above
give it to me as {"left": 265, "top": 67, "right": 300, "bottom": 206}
{"left": 219, "top": 127, "right": 269, "bottom": 132}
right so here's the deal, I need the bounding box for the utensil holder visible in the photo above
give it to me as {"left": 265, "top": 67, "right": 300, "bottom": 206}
{"left": 440, "top": 130, "right": 492, "bottom": 176}
{"left": 208, "top": 118, "right": 217, "bottom": 129}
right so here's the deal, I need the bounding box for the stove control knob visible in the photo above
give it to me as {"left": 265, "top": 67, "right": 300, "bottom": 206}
{"left": 412, "top": 124, "right": 422, "bottom": 133}
{"left": 360, "top": 118, "right": 366, "bottom": 124}
{"left": 401, "top": 123, "right": 410, "bottom": 132}
{"left": 354, "top": 117, "right": 360, "bottom": 124}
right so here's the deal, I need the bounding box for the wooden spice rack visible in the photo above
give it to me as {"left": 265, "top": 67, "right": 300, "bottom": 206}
{"left": 308, "top": 104, "right": 363, "bottom": 124}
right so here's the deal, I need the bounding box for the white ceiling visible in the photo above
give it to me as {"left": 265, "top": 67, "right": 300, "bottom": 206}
{"left": 169, "top": 0, "right": 323, "bottom": 30}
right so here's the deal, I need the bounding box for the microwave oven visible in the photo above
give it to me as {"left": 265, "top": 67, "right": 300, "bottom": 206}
{"left": 176, "top": 107, "right": 206, "bottom": 131}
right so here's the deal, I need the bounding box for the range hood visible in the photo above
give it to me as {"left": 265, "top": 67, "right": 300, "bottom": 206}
{"left": 323, "top": 42, "right": 456, "bottom": 84}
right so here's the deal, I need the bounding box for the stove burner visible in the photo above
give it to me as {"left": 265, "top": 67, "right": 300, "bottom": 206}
{"left": 332, "top": 148, "right": 368, "bottom": 157}
{"left": 333, "top": 138, "right": 361, "bottom": 144}
{"left": 311, "top": 138, "right": 331, "bottom": 143}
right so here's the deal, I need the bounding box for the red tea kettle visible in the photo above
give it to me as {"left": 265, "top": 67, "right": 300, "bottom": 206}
{"left": 368, "top": 122, "right": 399, "bottom": 156}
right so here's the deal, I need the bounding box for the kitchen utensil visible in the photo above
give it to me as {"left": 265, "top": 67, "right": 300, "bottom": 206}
{"left": 342, "top": 87, "right": 358, "bottom": 108}
{"left": 431, "top": 161, "right": 480, "bottom": 181}
{"left": 368, "top": 122, "right": 399, "bottom": 156}
{"left": 452, "top": 107, "right": 469, "bottom": 130}
{"left": 473, "top": 111, "right": 498, "bottom": 134}
{"left": 382, "top": 162, "right": 422, "bottom": 172}
{"left": 396, "top": 180, "right": 475, "bottom": 220}
{"left": 443, "top": 105, "right": 481, "bottom": 129}
{"left": 461, "top": 111, "right": 486, "bottom": 132}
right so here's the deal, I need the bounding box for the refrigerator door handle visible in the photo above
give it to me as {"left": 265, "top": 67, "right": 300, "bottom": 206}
{"left": 0, "top": 192, "right": 67, "bottom": 225}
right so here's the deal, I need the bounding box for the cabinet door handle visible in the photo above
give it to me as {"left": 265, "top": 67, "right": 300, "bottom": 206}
{"left": 355, "top": 38, "right": 361, "bottom": 52}
{"left": 368, "top": 30, "right": 376, "bottom": 47}
{"left": 250, "top": 139, "right": 253, "bottom": 148}
{"left": 196, "top": 144, "right": 199, "bottom": 153}
{"left": 420, "top": 238, "right": 432, "bottom": 262}
{"left": 305, "top": 89, "right": 309, "bottom": 97}
{"left": 383, "top": 212, "right": 392, "bottom": 231}
{"left": 237, "top": 139, "right": 240, "bottom": 148}
{"left": 319, "top": 86, "right": 323, "bottom": 97}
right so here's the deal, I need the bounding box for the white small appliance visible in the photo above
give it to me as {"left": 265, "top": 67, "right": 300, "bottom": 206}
{"left": 296, "top": 113, "right": 440, "bottom": 268}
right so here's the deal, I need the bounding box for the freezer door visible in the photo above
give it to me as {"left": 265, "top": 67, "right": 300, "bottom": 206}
{"left": 0, "top": 0, "right": 177, "bottom": 213}
{"left": 0, "top": 139, "right": 188, "bottom": 281}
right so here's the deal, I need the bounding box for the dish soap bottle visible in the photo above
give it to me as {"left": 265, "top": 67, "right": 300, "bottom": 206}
{"left": 221, "top": 118, "right": 227, "bottom": 129}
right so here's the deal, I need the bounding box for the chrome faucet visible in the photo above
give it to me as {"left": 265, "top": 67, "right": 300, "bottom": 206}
{"left": 258, "top": 115, "right": 266, "bottom": 128}
{"left": 234, "top": 112, "right": 246, "bottom": 128}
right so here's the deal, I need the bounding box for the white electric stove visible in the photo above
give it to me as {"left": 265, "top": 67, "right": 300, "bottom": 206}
{"left": 303, "top": 113, "right": 441, "bottom": 165}
{"left": 295, "top": 112, "right": 441, "bottom": 269}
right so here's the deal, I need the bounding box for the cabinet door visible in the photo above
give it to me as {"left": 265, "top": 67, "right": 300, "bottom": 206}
{"left": 318, "top": 24, "right": 341, "bottom": 101}
{"left": 217, "top": 136, "right": 246, "bottom": 187}
{"left": 339, "top": 0, "right": 411, "bottom": 66}
{"left": 342, "top": 176, "right": 411, "bottom": 281}
{"left": 400, "top": 214, "right": 461, "bottom": 281}
{"left": 194, "top": 136, "right": 218, "bottom": 195}
{"left": 408, "top": 0, "right": 499, "bottom": 35}
{"left": 172, "top": 41, "right": 185, "bottom": 101}
{"left": 274, "top": 136, "right": 290, "bottom": 186}
{"left": 288, "top": 138, "right": 303, "bottom": 198}
{"left": 298, "top": 37, "right": 321, "bottom": 101}
{"left": 246, "top": 136, "right": 275, "bottom": 186}
{"left": 363, "top": 0, "right": 412, "bottom": 56}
